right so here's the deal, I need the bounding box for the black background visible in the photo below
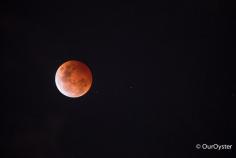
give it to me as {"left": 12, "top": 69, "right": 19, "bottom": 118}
{"left": 2, "top": 0, "right": 235, "bottom": 157}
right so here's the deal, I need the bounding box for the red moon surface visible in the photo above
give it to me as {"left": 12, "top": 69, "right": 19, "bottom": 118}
{"left": 55, "top": 60, "right": 93, "bottom": 98}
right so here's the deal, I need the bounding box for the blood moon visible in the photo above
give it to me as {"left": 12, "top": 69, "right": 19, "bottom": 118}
{"left": 55, "top": 60, "right": 93, "bottom": 98}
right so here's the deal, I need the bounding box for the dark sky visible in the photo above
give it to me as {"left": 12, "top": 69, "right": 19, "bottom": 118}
{"left": 2, "top": 0, "right": 235, "bottom": 158}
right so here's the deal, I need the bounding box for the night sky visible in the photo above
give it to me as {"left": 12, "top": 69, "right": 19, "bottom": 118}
{"left": 2, "top": 0, "right": 235, "bottom": 158}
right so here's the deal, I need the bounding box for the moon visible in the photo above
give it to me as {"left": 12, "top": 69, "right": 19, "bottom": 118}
{"left": 55, "top": 60, "right": 93, "bottom": 98}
